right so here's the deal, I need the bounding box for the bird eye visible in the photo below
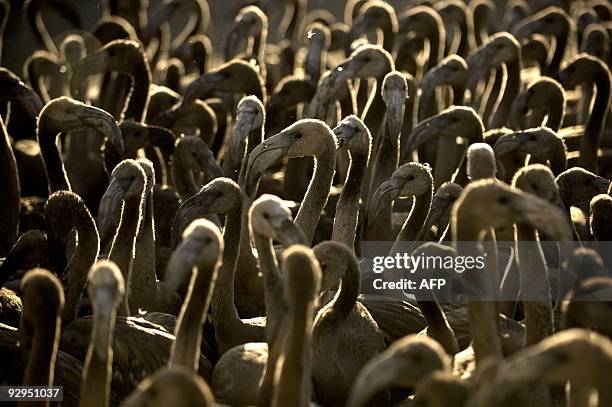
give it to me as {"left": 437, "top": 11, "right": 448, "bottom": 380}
{"left": 407, "top": 174, "right": 415, "bottom": 181}
{"left": 451, "top": 117, "right": 459, "bottom": 123}
{"left": 529, "top": 135, "right": 537, "bottom": 141}
{"left": 498, "top": 196, "right": 509, "bottom": 204}
{"left": 294, "top": 133, "right": 303, "bottom": 139}
{"left": 263, "top": 212, "right": 270, "bottom": 219}
{"left": 204, "top": 237, "right": 212, "bottom": 245}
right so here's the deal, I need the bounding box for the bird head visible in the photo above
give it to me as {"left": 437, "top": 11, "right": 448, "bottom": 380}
{"left": 337, "top": 44, "right": 395, "bottom": 80}
{"left": 368, "top": 163, "right": 433, "bottom": 224}
{"left": 164, "top": 218, "right": 223, "bottom": 295}
{"left": 244, "top": 119, "right": 336, "bottom": 197}
{"left": 382, "top": 71, "right": 408, "bottom": 143}
{"left": 249, "top": 194, "right": 306, "bottom": 246}
{"left": 333, "top": 114, "right": 372, "bottom": 156}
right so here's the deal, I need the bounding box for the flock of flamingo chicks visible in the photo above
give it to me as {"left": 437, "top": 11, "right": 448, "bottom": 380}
{"left": 0, "top": 0, "right": 611, "bottom": 406}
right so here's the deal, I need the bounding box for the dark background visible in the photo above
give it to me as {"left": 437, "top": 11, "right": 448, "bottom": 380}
{"left": 2, "top": 0, "right": 349, "bottom": 75}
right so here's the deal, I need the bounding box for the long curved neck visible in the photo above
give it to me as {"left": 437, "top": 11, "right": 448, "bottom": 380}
{"left": 123, "top": 62, "right": 150, "bottom": 123}
{"left": 253, "top": 231, "right": 285, "bottom": 343}
{"left": 490, "top": 57, "right": 521, "bottom": 129}
{"left": 31, "top": 9, "right": 59, "bottom": 55}
{"left": 427, "top": 23, "right": 443, "bottom": 71}
{"left": 419, "top": 76, "right": 441, "bottom": 121}
{"left": 7, "top": 102, "right": 37, "bottom": 143}
{"left": 545, "top": 93, "right": 564, "bottom": 132}
{"left": 172, "top": 159, "right": 199, "bottom": 199}
{"left": 579, "top": 68, "right": 611, "bottom": 173}
{"left": 455, "top": 222, "right": 503, "bottom": 363}
{"left": 363, "top": 79, "right": 387, "bottom": 145}
{"left": 516, "top": 224, "right": 553, "bottom": 345}
{"left": 100, "top": 74, "right": 131, "bottom": 120}
{"left": 252, "top": 29, "right": 267, "bottom": 71}
{"left": 288, "top": 0, "right": 306, "bottom": 44}
{"left": 109, "top": 197, "right": 143, "bottom": 316}
{"left": 452, "top": 83, "right": 466, "bottom": 106}
{"left": 240, "top": 128, "right": 264, "bottom": 187}
{"left": 0, "top": 122, "right": 19, "bottom": 256}
{"left": 434, "top": 135, "right": 461, "bottom": 187}
{"left": 37, "top": 117, "right": 71, "bottom": 193}
{"left": 22, "top": 316, "right": 60, "bottom": 399}
{"left": 211, "top": 203, "right": 248, "bottom": 349}
{"left": 327, "top": 256, "right": 360, "bottom": 321}
{"left": 381, "top": 23, "right": 395, "bottom": 54}
{"left": 417, "top": 300, "right": 458, "bottom": 355}
{"left": 305, "top": 44, "right": 325, "bottom": 83}
{"left": 394, "top": 187, "right": 433, "bottom": 246}
{"left": 372, "top": 119, "right": 401, "bottom": 195}
{"left": 548, "top": 143, "right": 567, "bottom": 176}
{"left": 545, "top": 31, "right": 567, "bottom": 75}
{"left": 333, "top": 151, "right": 368, "bottom": 250}
{"left": 458, "top": 16, "right": 474, "bottom": 56}
{"left": 295, "top": 142, "right": 336, "bottom": 244}
{"left": 63, "top": 219, "right": 100, "bottom": 324}
{"left": 272, "top": 300, "right": 315, "bottom": 407}
{"left": 131, "top": 188, "right": 157, "bottom": 312}
{"left": 170, "top": 259, "right": 218, "bottom": 371}
{"left": 80, "top": 309, "right": 117, "bottom": 407}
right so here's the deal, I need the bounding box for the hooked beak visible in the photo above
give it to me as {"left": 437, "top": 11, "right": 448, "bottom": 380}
{"left": 346, "top": 16, "right": 370, "bottom": 51}
{"left": 225, "top": 23, "right": 249, "bottom": 59}
{"left": 511, "top": 193, "right": 573, "bottom": 241}
{"left": 184, "top": 70, "right": 224, "bottom": 104}
{"left": 504, "top": 346, "right": 559, "bottom": 385}
{"left": 198, "top": 154, "right": 224, "bottom": 182}
{"left": 404, "top": 116, "right": 438, "bottom": 154}
{"left": 148, "top": 125, "right": 176, "bottom": 151}
{"left": 143, "top": 0, "right": 182, "bottom": 41}
{"left": 332, "top": 123, "right": 357, "bottom": 149}
{"left": 80, "top": 107, "right": 125, "bottom": 155}
{"left": 267, "top": 95, "right": 279, "bottom": 111}
{"left": 466, "top": 47, "right": 494, "bottom": 89}
{"left": 346, "top": 353, "right": 399, "bottom": 407}
{"left": 15, "top": 87, "right": 44, "bottom": 118}
{"left": 385, "top": 90, "right": 405, "bottom": 144}
{"left": 512, "top": 19, "right": 539, "bottom": 40}
{"left": 493, "top": 134, "right": 523, "bottom": 156}
{"left": 336, "top": 57, "right": 363, "bottom": 80}
{"left": 557, "top": 68, "right": 576, "bottom": 89}
{"left": 368, "top": 180, "right": 402, "bottom": 225}
{"left": 274, "top": 218, "right": 307, "bottom": 246}
{"left": 510, "top": 95, "right": 528, "bottom": 129}
{"left": 244, "top": 133, "right": 292, "bottom": 197}
{"left": 70, "top": 51, "right": 110, "bottom": 98}
{"left": 593, "top": 175, "right": 611, "bottom": 195}
{"left": 229, "top": 109, "right": 257, "bottom": 162}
